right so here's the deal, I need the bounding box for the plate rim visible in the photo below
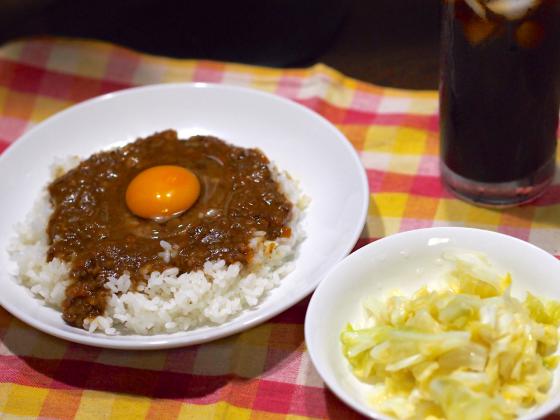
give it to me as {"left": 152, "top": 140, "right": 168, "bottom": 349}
{"left": 0, "top": 82, "right": 370, "bottom": 349}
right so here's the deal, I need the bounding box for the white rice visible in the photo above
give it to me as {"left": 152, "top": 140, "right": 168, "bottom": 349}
{"left": 9, "top": 157, "right": 307, "bottom": 335}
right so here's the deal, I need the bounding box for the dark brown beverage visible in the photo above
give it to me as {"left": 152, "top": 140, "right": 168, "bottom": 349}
{"left": 440, "top": 0, "right": 560, "bottom": 205}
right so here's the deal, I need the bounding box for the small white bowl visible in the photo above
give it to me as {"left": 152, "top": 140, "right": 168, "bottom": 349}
{"left": 305, "top": 227, "right": 560, "bottom": 420}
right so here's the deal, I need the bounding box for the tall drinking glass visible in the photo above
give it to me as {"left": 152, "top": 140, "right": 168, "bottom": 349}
{"left": 440, "top": 0, "right": 560, "bottom": 206}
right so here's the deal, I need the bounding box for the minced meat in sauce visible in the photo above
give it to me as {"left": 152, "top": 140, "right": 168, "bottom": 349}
{"left": 47, "top": 130, "right": 293, "bottom": 328}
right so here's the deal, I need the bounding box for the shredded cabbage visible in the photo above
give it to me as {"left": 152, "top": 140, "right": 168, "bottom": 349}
{"left": 340, "top": 252, "right": 560, "bottom": 420}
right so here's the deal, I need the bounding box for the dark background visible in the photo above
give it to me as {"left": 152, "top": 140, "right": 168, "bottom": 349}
{"left": 0, "top": 0, "right": 441, "bottom": 89}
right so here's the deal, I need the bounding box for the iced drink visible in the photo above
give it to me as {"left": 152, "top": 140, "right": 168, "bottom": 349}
{"left": 440, "top": 0, "right": 560, "bottom": 206}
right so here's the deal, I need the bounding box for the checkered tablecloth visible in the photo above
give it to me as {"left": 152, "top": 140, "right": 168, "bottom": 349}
{"left": 1, "top": 37, "right": 560, "bottom": 420}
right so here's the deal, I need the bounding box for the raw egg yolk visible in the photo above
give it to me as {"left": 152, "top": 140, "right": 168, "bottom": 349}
{"left": 125, "top": 165, "right": 200, "bottom": 220}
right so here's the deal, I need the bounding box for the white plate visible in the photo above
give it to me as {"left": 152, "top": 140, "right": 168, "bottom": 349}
{"left": 0, "top": 83, "right": 369, "bottom": 350}
{"left": 305, "top": 227, "right": 560, "bottom": 420}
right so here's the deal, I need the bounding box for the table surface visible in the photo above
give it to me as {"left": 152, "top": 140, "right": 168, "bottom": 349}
{"left": 318, "top": 0, "right": 440, "bottom": 90}
{"left": 1, "top": 36, "right": 559, "bottom": 420}
{"left": 0, "top": 0, "right": 441, "bottom": 90}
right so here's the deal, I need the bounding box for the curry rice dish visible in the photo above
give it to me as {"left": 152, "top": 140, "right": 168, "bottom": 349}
{"left": 9, "top": 130, "right": 307, "bottom": 335}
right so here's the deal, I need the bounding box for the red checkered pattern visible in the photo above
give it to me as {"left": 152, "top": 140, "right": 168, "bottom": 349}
{"left": 1, "top": 37, "right": 560, "bottom": 419}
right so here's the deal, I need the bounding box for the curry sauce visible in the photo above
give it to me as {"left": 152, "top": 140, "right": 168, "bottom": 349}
{"left": 46, "top": 131, "right": 293, "bottom": 327}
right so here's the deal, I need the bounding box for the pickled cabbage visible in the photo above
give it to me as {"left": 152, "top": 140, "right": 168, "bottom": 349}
{"left": 340, "top": 252, "right": 560, "bottom": 420}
